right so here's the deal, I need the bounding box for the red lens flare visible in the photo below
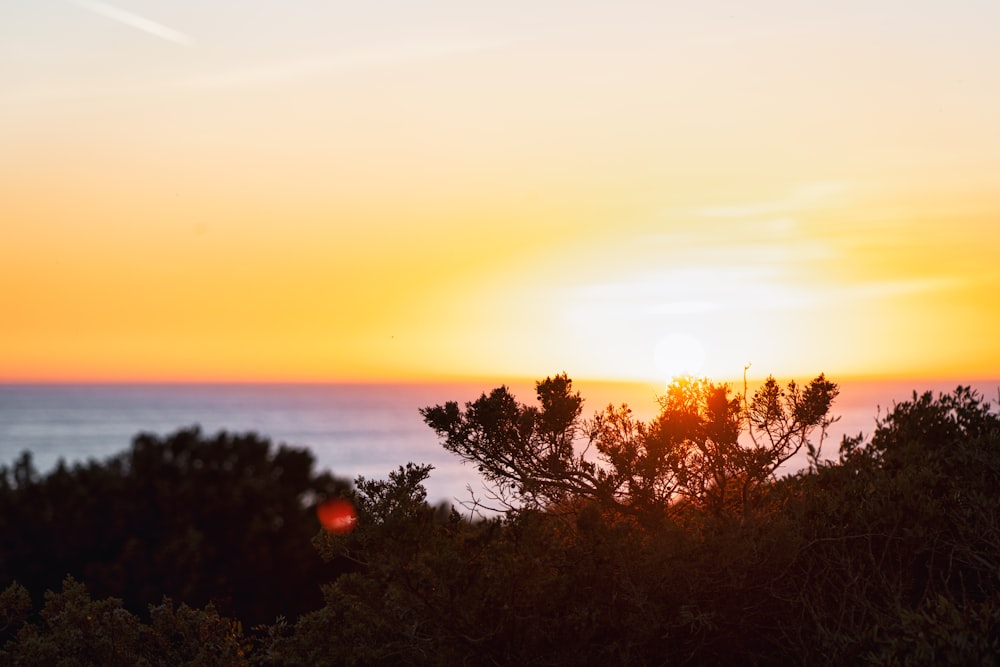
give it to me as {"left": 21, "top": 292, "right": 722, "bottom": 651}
{"left": 317, "top": 498, "right": 358, "bottom": 533}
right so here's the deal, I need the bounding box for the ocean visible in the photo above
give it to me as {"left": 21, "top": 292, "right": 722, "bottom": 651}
{"left": 1, "top": 378, "right": 996, "bottom": 506}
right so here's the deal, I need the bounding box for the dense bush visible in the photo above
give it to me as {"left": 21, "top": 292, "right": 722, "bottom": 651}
{"left": 1, "top": 577, "right": 249, "bottom": 666}
{"left": 2, "top": 378, "right": 998, "bottom": 665}
{"left": 270, "top": 378, "right": 999, "bottom": 665}
{"left": 0, "top": 427, "right": 352, "bottom": 627}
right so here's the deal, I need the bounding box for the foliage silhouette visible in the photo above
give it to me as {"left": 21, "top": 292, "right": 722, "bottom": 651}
{"left": 271, "top": 377, "right": 998, "bottom": 665}
{"left": 1, "top": 576, "right": 250, "bottom": 666}
{"left": 2, "top": 378, "right": 999, "bottom": 665}
{"left": 420, "top": 372, "right": 838, "bottom": 521}
{"left": 0, "top": 426, "right": 352, "bottom": 627}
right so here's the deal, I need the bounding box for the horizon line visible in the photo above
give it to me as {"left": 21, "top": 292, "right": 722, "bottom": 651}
{"left": 3, "top": 371, "right": 999, "bottom": 387}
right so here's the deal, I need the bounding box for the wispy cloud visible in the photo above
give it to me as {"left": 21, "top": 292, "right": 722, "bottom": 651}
{"left": 695, "top": 182, "right": 849, "bottom": 219}
{"left": 569, "top": 273, "right": 958, "bottom": 326}
{"left": 180, "top": 38, "right": 507, "bottom": 88}
{"left": 848, "top": 277, "right": 961, "bottom": 300}
{"left": 70, "top": 0, "right": 193, "bottom": 46}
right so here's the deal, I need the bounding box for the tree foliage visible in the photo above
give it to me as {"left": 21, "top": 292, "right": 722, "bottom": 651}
{"left": 0, "top": 427, "right": 351, "bottom": 626}
{"left": 3, "top": 377, "right": 998, "bottom": 665}
{"left": 421, "top": 372, "right": 839, "bottom": 520}
{"left": 776, "top": 385, "right": 1000, "bottom": 662}
{"left": 0, "top": 577, "right": 250, "bottom": 666}
{"left": 279, "top": 376, "right": 998, "bottom": 665}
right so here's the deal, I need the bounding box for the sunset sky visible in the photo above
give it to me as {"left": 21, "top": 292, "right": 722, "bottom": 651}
{"left": 3, "top": 1, "right": 999, "bottom": 384}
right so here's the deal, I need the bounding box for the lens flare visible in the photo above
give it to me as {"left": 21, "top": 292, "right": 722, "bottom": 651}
{"left": 317, "top": 498, "right": 357, "bottom": 534}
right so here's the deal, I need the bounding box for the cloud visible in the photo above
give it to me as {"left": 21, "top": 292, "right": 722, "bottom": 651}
{"left": 848, "top": 277, "right": 961, "bottom": 300}
{"left": 179, "top": 38, "right": 507, "bottom": 88}
{"left": 70, "top": 0, "right": 193, "bottom": 46}
{"left": 695, "top": 182, "right": 849, "bottom": 219}
{"left": 570, "top": 274, "right": 958, "bottom": 327}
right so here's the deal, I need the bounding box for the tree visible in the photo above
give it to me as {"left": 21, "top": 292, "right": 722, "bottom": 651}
{"left": 271, "top": 371, "right": 838, "bottom": 665}
{"left": 420, "top": 372, "right": 838, "bottom": 521}
{"left": 10, "top": 375, "right": 995, "bottom": 664}
{"left": 0, "top": 427, "right": 353, "bottom": 626}
{"left": 768, "top": 385, "right": 1000, "bottom": 662}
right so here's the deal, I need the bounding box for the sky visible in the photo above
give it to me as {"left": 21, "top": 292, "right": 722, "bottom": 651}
{"left": 2, "top": 0, "right": 999, "bottom": 384}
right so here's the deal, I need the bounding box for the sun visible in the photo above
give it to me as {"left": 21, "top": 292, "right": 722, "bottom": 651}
{"left": 654, "top": 333, "right": 707, "bottom": 382}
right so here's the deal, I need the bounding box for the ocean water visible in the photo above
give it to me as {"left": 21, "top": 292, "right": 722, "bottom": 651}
{"left": 0, "top": 383, "right": 498, "bottom": 505}
{"left": 1, "top": 378, "right": 996, "bottom": 505}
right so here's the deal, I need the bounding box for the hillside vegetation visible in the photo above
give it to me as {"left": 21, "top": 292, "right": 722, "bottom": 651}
{"left": 2, "top": 375, "right": 998, "bottom": 665}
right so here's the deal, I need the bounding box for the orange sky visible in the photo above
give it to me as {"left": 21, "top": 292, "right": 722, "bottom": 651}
{"left": 2, "top": 1, "right": 999, "bottom": 384}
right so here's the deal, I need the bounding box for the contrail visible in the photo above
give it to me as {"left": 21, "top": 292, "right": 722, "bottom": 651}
{"left": 182, "top": 39, "right": 508, "bottom": 88}
{"left": 70, "top": 0, "right": 193, "bottom": 46}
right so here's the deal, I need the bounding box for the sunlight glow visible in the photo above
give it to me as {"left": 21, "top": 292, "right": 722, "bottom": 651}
{"left": 2, "top": 2, "right": 999, "bottom": 383}
{"left": 654, "top": 334, "right": 707, "bottom": 383}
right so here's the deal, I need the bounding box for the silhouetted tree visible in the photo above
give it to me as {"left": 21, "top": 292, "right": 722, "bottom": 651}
{"left": 279, "top": 375, "right": 998, "bottom": 665}
{"left": 5, "top": 379, "right": 998, "bottom": 665}
{"left": 420, "top": 373, "right": 838, "bottom": 521}
{"left": 772, "top": 385, "right": 1000, "bottom": 662}
{"left": 0, "top": 427, "right": 352, "bottom": 626}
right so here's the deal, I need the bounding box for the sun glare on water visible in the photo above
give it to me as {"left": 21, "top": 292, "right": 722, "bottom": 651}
{"left": 654, "top": 333, "right": 707, "bottom": 383}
